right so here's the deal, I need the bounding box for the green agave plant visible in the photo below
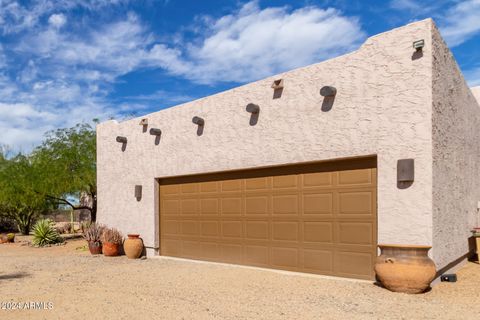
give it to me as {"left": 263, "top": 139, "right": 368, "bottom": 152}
{"left": 32, "top": 219, "right": 62, "bottom": 247}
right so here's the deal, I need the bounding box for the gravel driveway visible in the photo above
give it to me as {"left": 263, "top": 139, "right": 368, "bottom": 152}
{"left": 1, "top": 237, "right": 479, "bottom": 320}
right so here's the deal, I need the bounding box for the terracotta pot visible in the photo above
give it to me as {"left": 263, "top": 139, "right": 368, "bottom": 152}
{"left": 102, "top": 242, "right": 121, "bottom": 256}
{"left": 88, "top": 241, "right": 103, "bottom": 255}
{"left": 375, "top": 244, "right": 436, "bottom": 294}
{"left": 0, "top": 234, "right": 7, "bottom": 244}
{"left": 124, "top": 234, "right": 143, "bottom": 259}
{"left": 6, "top": 233, "right": 15, "bottom": 243}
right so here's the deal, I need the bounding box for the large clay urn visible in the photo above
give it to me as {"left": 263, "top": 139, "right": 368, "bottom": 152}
{"left": 375, "top": 244, "right": 436, "bottom": 294}
{"left": 124, "top": 234, "right": 144, "bottom": 259}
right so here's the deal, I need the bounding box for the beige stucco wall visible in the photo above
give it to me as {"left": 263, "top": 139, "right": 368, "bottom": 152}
{"left": 97, "top": 20, "right": 435, "bottom": 259}
{"left": 431, "top": 25, "right": 480, "bottom": 270}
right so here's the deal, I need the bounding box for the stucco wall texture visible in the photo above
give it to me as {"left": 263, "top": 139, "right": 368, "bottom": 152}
{"left": 97, "top": 19, "right": 479, "bottom": 271}
{"left": 432, "top": 26, "right": 480, "bottom": 269}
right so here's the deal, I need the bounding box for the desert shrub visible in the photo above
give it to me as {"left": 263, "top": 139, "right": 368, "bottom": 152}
{"left": 100, "top": 228, "right": 123, "bottom": 244}
{"left": 0, "top": 216, "right": 16, "bottom": 232}
{"left": 80, "top": 221, "right": 91, "bottom": 234}
{"left": 32, "top": 219, "right": 62, "bottom": 246}
{"left": 83, "top": 223, "right": 104, "bottom": 243}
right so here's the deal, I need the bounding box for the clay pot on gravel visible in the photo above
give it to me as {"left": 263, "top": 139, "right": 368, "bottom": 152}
{"left": 6, "top": 233, "right": 15, "bottom": 243}
{"left": 88, "top": 241, "right": 103, "bottom": 255}
{"left": 0, "top": 234, "right": 7, "bottom": 244}
{"left": 375, "top": 244, "right": 436, "bottom": 294}
{"left": 102, "top": 242, "right": 121, "bottom": 256}
{"left": 124, "top": 234, "right": 144, "bottom": 259}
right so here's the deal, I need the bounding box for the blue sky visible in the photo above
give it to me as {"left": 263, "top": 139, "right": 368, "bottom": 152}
{"left": 0, "top": 0, "right": 479, "bottom": 151}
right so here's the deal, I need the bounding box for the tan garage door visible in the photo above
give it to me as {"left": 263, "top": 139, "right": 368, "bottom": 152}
{"left": 159, "top": 158, "right": 377, "bottom": 280}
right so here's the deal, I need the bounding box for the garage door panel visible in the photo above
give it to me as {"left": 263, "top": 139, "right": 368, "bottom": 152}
{"left": 271, "top": 247, "right": 299, "bottom": 268}
{"left": 181, "top": 199, "right": 197, "bottom": 215}
{"left": 245, "top": 245, "right": 269, "bottom": 266}
{"left": 221, "top": 198, "right": 243, "bottom": 214}
{"left": 201, "top": 221, "right": 219, "bottom": 237}
{"left": 245, "top": 177, "right": 270, "bottom": 190}
{"left": 338, "top": 222, "right": 374, "bottom": 245}
{"left": 303, "top": 172, "right": 333, "bottom": 188}
{"left": 181, "top": 184, "right": 197, "bottom": 194}
{"left": 335, "top": 251, "right": 374, "bottom": 279}
{"left": 163, "top": 220, "right": 180, "bottom": 235}
{"left": 222, "top": 221, "right": 243, "bottom": 238}
{"left": 200, "top": 198, "right": 219, "bottom": 215}
{"left": 220, "top": 244, "right": 243, "bottom": 263}
{"left": 200, "top": 181, "right": 218, "bottom": 193}
{"left": 181, "top": 221, "right": 198, "bottom": 235}
{"left": 183, "top": 241, "right": 202, "bottom": 258}
{"left": 272, "top": 194, "right": 298, "bottom": 214}
{"left": 303, "top": 222, "right": 333, "bottom": 243}
{"left": 245, "top": 196, "right": 269, "bottom": 215}
{"left": 160, "top": 159, "right": 376, "bottom": 280}
{"left": 272, "top": 221, "right": 299, "bottom": 241}
{"left": 303, "top": 249, "right": 334, "bottom": 272}
{"left": 272, "top": 175, "right": 298, "bottom": 189}
{"left": 303, "top": 193, "right": 333, "bottom": 215}
{"left": 338, "top": 191, "right": 373, "bottom": 215}
{"left": 338, "top": 169, "right": 373, "bottom": 186}
{"left": 163, "top": 199, "right": 180, "bottom": 215}
{"left": 221, "top": 180, "right": 242, "bottom": 192}
{"left": 201, "top": 242, "right": 219, "bottom": 259}
{"left": 246, "top": 221, "right": 269, "bottom": 239}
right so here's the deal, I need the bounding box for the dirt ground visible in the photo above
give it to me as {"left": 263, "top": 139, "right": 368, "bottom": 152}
{"left": 1, "top": 236, "right": 479, "bottom": 320}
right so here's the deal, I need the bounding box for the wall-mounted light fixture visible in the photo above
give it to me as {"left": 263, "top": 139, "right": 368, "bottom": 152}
{"left": 149, "top": 128, "right": 162, "bottom": 136}
{"left": 246, "top": 103, "right": 260, "bottom": 114}
{"left": 413, "top": 39, "right": 425, "bottom": 51}
{"left": 139, "top": 118, "right": 148, "bottom": 126}
{"left": 397, "top": 158, "right": 414, "bottom": 182}
{"left": 271, "top": 79, "right": 284, "bottom": 89}
{"left": 192, "top": 116, "right": 204, "bottom": 136}
{"left": 134, "top": 185, "right": 142, "bottom": 201}
{"left": 149, "top": 128, "right": 162, "bottom": 145}
{"left": 116, "top": 136, "right": 127, "bottom": 144}
{"left": 320, "top": 86, "right": 337, "bottom": 97}
{"left": 192, "top": 116, "right": 204, "bottom": 126}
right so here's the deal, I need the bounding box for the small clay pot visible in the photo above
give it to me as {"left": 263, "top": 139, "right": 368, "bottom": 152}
{"left": 124, "top": 234, "right": 144, "bottom": 259}
{"left": 0, "top": 234, "right": 7, "bottom": 244}
{"left": 6, "top": 233, "right": 15, "bottom": 243}
{"left": 88, "top": 241, "right": 102, "bottom": 255}
{"left": 102, "top": 242, "right": 121, "bottom": 256}
{"left": 375, "top": 244, "right": 436, "bottom": 294}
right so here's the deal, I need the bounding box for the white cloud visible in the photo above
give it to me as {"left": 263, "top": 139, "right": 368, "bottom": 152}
{"left": 439, "top": 0, "right": 480, "bottom": 47}
{"left": 0, "top": 1, "right": 366, "bottom": 151}
{"left": 48, "top": 13, "right": 67, "bottom": 28}
{"left": 148, "top": 1, "right": 365, "bottom": 84}
{"left": 0, "top": 0, "right": 130, "bottom": 34}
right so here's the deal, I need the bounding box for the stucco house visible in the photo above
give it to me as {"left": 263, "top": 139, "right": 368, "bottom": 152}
{"left": 97, "top": 19, "right": 480, "bottom": 280}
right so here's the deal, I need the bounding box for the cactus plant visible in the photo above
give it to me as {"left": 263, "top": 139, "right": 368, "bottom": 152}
{"left": 32, "top": 219, "right": 62, "bottom": 247}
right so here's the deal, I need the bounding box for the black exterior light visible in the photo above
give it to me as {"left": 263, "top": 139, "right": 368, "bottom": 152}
{"left": 116, "top": 136, "right": 127, "bottom": 143}
{"left": 192, "top": 116, "right": 204, "bottom": 126}
{"left": 246, "top": 103, "right": 260, "bottom": 114}
{"left": 320, "top": 86, "right": 337, "bottom": 97}
{"left": 149, "top": 128, "right": 162, "bottom": 136}
{"left": 149, "top": 128, "right": 162, "bottom": 145}
{"left": 192, "top": 116, "right": 205, "bottom": 136}
{"left": 397, "top": 159, "right": 415, "bottom": 182}
{"left": 413, "top": 39, "right": 425, "bottom": 51}
{"left": 134, "top": 185, "right": 142, "bottom": 201}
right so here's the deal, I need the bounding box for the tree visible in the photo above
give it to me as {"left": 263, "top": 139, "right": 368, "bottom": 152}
{"left": 32, "top": 123, "right": 97, "bottom": 221}
{"left": 0, "top": 154, "right": 49, "bottom": 234}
